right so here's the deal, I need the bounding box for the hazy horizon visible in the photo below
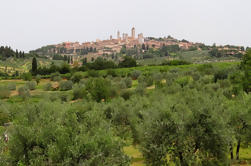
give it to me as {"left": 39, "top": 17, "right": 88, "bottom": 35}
{"left": 1, "top": 0, "right": 251, "bottom": 52}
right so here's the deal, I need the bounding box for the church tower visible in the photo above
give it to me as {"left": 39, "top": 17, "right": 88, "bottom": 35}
{"left": 131, "top": 27, "right": 135, "bottom": 39}
{"left": 117, "top": 31, "right": 121, "bottom": 40}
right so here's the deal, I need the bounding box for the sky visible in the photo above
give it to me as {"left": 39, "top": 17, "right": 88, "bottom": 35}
{"left": 0, "top": 0, "right": 251, "bottom": 52}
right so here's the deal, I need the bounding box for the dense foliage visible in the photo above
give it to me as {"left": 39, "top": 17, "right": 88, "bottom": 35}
{"left": 0, "top": 50, "right": 250, "bottom": 166}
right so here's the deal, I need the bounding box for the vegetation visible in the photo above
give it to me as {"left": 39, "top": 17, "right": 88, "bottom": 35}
{"left": 0, "top": 49, "right": 250, "bottom": 166}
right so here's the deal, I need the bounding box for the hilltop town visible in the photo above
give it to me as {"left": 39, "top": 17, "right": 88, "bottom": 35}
{"left": 31, "top": 27, "right": 245, "bottom": 65}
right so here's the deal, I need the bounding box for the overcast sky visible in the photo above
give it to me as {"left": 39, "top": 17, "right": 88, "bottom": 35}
{"left": 0, "top": 0, "right": 251, "bottom": 52}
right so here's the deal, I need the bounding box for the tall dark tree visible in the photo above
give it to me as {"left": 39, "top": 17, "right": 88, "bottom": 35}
{"left": 32, "top": 57, "right": 38, "bottom": 74}
{"left": 241, "top": 50, "right": 251, "bottom": 93}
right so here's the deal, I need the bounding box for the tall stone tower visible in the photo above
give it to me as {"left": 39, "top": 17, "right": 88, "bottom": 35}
{"left": 131, "top": 27, "right": 135, "bottom": 39}
{"left": 117, "top": 31, "right": 121, "bottom": 40}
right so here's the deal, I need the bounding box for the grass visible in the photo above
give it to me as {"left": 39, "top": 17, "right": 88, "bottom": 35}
{"left": 124, "top": 145, "right": 145, "bottom": 166}
{"left": 125, "top": 146, "right": 251, "bottom": 166}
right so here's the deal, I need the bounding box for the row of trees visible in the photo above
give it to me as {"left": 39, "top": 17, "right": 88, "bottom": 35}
{"left": 0, "top": 46, "right": 25, "bottom": 60}
{"left": 30, "top": 56, "right": 137, "bottom": 76}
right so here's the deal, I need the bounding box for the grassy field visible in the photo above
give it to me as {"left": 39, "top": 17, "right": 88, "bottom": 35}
{"left": 0, "top": 58, "right": 64, "bottom": 75}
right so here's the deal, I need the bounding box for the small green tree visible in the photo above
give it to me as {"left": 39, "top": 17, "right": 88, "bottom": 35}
{"left": 35, "top": 75, "right": 41, "bottom": 84}
{"left": 18, "top": 86, "right": 30, "bottom": 100}
{"left": 85, "top": 78, "right": 112, "bottom": 102}
{"left": 71, "top": 72, "right": 84, "bottom": 83}
{"left": 22, "top": 73, "right": 32, "bottom": 81}
{"left": 59, "top": 80, "right": 73, "bottom": 91}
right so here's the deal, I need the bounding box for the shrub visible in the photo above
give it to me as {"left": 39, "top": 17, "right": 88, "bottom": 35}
{"left": 22, "top": 72, "right": 32, "bottom": 81}
{"left": 71, "top": 72, "right": 84, "bottom": 83}
{"left": 162, "top": 60, "right": 191, "bottom": 66}
{"left": 87, "top": 70, "right": 99, "bottom": 77}
{"left": 214, "top": 70, "right": 228, "bottom": 83}
{"left": 79, "top": 79, "right": 87, "bottom": 85}
{"left": 59, "top": 80, "right": 73, "bottom": 91}
{"left": 119, "top": 81, "right": 127, "bottom": 89}
{"left": 60, "top": 93, "right": 69, "bottom": 102}
{"left": 131, "top": 70, "right": 141, "bottom": 80}
{"left": 7, "top": 82, "right": 16, "bottom": 90}
{"left": 197, "top": 64, "right": 215, "bottom": 75}
{"left": 51, "top": 72, "right": 62, "bottom": 82}
{"left": 18, "top": 86, "right": 30, "bottom": 100}
{"left": 0, "top": 110, "right": 9, "bottom": 126}
{"left": 135, "top": 83, "right": 146, "bottom": 96}
{"left": 49, "top": 93, "right": 60, "bottom": 102}
{"left": 0, "top": 86, "right": 11, "bottom": 99}
{"left": 190, "top": 72, "right": 201, "bottom": 81}
{"left": 107, "top": 69, "right": 117, "bottom": 77}
{"left": 26, "top": 81, "right": 37, "bottom": 90}
{"left": 152, "top": 72, "right": 163, "bottom": 88}
{"left": 120, "top": 90, "right": 132, "bottom": 100}
{"left": 176, "top": 76, "right": 191, "bottom": 88}
{"left": 85, "top": 78, "right": 112, "bottom": 102}
{"left": 199, "top": 75, "right": 212, "bottom": 84}
{"left": 138, "top": 75, "right": 153, "bottom": 87}
{"left": 73, "top": 84, "right": 87, "bottom": 100}
{"left": 124, "top": 77, "right": 132, "bottom": 88}
{"left": 35, "top": 75, "right": 41, "bottom": 84}
{"left": 44, "top": 82, "right": 52, "bottom": 91}
{"left": 118, "top": 56, "right": 137, "bottom": 68}
{"left": 63, "top": 73, "right": 72, "bottom": 80}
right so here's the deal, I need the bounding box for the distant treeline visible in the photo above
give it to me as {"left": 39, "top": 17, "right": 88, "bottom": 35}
{"left": 0, "top": 46, "right": 25, "bottom": 60}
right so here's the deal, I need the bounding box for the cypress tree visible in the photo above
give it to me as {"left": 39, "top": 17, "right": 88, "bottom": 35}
{"left": 32, "top": 57, "right": 38, "bottom": 74}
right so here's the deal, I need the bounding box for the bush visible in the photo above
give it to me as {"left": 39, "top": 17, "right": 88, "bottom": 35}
{"left": 22, "top": 72, "right": 32, "bottom": 81}
{"left": 18, "top": 86, "right": 30, "bottom": 100}
{"left": 87, "top": 70, "right": 99, "bottom": 77}
{"left": 120, "top": 90, "right": 132, "bottom": 100}
{"left": 59, "top": 80, "right": 73, "bottom": 91}
{"left": 44, "top": 82, "right": 52, "bottom": 91}
{"left": 176, "top": 76, "right": 191, "bottom": 88}
{"left": 62, "top": 73, "right": 72, "bottom": 80}
{"left": 124, "top": 77, "right": 132, "bottom": 88}
{"left": 73, "top": 84, "right": 87, "bottom": 100}
{"left": 118, "top": 56, "right": 137, "bottom": 68}
{"left": 107, "top": 69, "right": 117, "bottom": 77}
{"left": 162, "top": 60, "right": 191, "bottom": 66}
{"left": 51, "top": 72, "right": 62, "bottom": 82}
{"left": 214, "top": 70, "right": 228, "bottom": 83}
{"left": 197, "top": 64, "right": 215, "bottom": 74}
{"left": 0, "top": 86, "right": 10, "bottom": 99}
{"left": 199, "top": 75, "right": 212, "bottom": 84}
{"left": 119, "top": 80, "right": 127, "bottom": 89}
{"left": 152, "top": 72, "right": 163, "bottom": 88}
{"left": 85, "top": 78, "right": 112, "bottom": 102}
{"left": 131, "top": 70, "right": 141, "bottom": 80}
{"left": 35, "top": 75, "right": 41, "bottom": 84}
{"left": 0, "top": 110, "right": 9, "bottom": 126}
{"left": 79, "top": 79, "right": 87, "bottom": 85}
{"left": 138, "top": 75, "right": 154, "bottom": 87}
{"left": 7, "top": 83, "right": 16, "bottom": 90}
{"left": 135, "top": 83, "right": 146, "bottom": 96}
{"left": 48, "top": 93, "right": 60, "bottom": 102}
{"left": 60, "top": 93, "right": 69, "bottom": 102}
{"left": 71, "top": 72, "right": 84, "bottom": 83}
{"left": 25, "top": 81, "right": 37, "bottom": 90}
